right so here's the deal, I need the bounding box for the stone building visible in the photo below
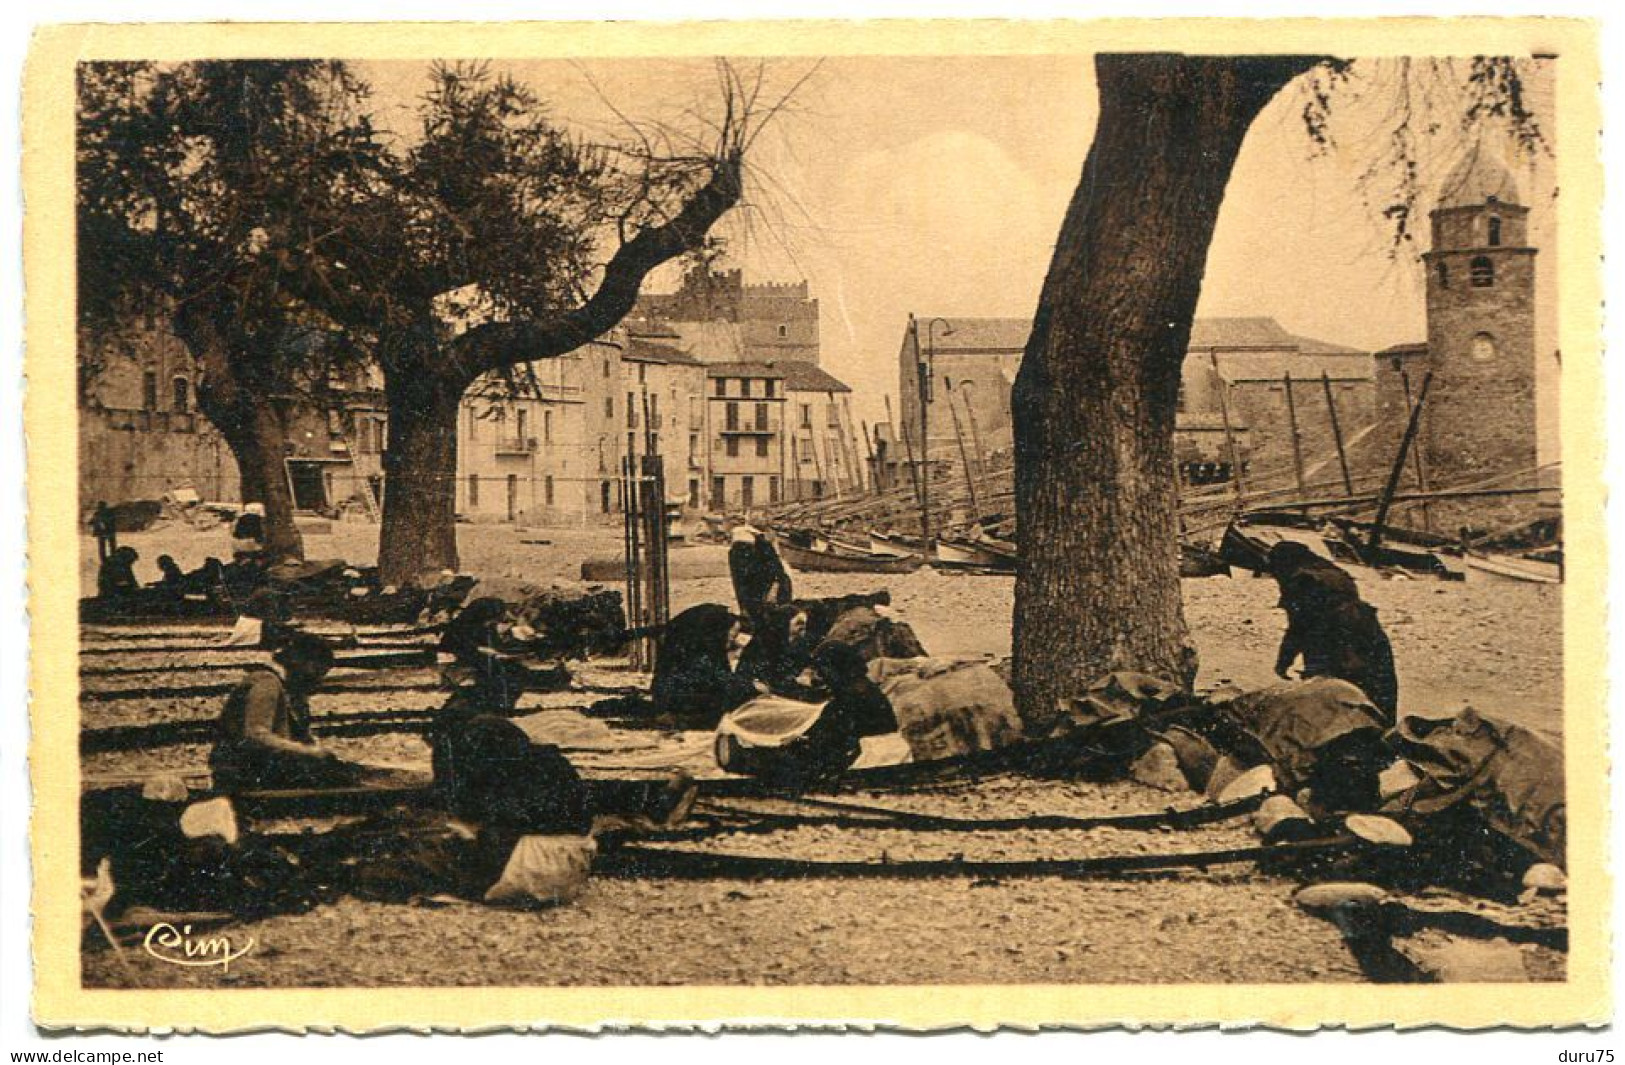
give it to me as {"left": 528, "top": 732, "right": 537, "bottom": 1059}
{"left": 78, "top": 323, "right": 240, "bottom": 510}
{"left": 896, "top": 315, "right": 1374, "bottom": 489}
{"left": 456, "top": 335, "right": 625, "bottom": 525}
{"left": 1370, "top": 148, "right": 1541, "bottom": 529}
{"left": 622, "top": 328, "right": 711, "bottom": 512}
{"left": 704, "top": 362, "right": 787, "bottom": 511}
{"left": 636, "top": 264, "right": 821, "bottom": 365}
{"left": 78, "top": 322, "right": 387, "bottom": 515}
{"left": 781, "top": 361, "right": 861, "bottom": 501}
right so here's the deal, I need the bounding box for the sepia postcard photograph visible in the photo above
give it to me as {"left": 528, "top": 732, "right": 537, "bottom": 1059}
{"left": 18, "top": 15, "right": 1608, "bottom": 1034}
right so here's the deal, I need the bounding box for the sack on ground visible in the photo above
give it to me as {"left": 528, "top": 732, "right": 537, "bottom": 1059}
{"left": 872, "top": 657, "right": 1023, "bottom": 761}
{"left": 484, "top": 834, "right": 597, "bottom": 907}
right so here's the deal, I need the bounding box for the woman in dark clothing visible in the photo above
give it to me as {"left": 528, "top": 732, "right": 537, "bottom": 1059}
{"left": 734, "top": 604, "right": 818, "bottom": 698}
{"left": 97, "top": 546, "right": 141, "bottom": 599}
{"left": 728, "top": 527, "right": 792, "bottom": 631}
{"left": 440, "top": 597, "right": 510, "bottom": 667}
{"left": 651, "top": 603, "right": 760, "bottom": 724}
{"left": 730, "top": 641, "right": 897, "bottom": 785}
{"left": 1267, "top": 542, "right": 1399, "bottom": 721}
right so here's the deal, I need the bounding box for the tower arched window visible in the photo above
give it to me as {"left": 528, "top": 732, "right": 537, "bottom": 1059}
{"left": 1435, "top": 261, "right": 1449, "bottom": 289}
{"left": 1487, "top": 216, "right": 1503, "bottom": 246}
{"left": 1471, "top": 332, "right": 1498, "bottom": 362}
{"left": 171, "top": 376, "right": 190, "bottom": 413}
{"left": 1470, "top": 256, "right": 1495, "bottom": 288}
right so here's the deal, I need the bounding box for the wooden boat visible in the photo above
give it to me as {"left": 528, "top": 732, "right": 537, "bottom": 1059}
{"left": 779, "top": 539, "right": 924, "bottom": 575}
{"left": 1462, "top": 552, "right": 1563, "bottom": 584}
{"left": 868, "top": 531, "right": 925, "bottom": 558}
{"left": 933, "top": 536, "right": 1018, "bottom": 573}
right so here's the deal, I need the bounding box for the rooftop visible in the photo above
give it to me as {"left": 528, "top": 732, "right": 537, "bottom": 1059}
{"left": 705, "top": 361, "right": 787, "bottom": 379}
{"left": 777, "top": 361, "right": 852, "bottom": 393}
{"left": 907, "top": 315, "right": 1364, "bottom": 356}
{"left": 1437, "top": 144, "right": 1525, "bottom": 210}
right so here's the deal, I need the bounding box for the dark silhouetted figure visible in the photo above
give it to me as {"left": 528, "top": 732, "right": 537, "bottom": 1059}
{"left": 1268, "top": 542, "right": 1399, "bottom": 722}
{"left": 97, "top": 546, "right": 141, "bottom": 600}
{"left": 728, "top": 526, "right": 792, "bottom": 631}
{"left": 90, "top": 502, "right": 118, "bottom": 563}
{"left": 651, "top": 603, "right": 759, "bottom": 724}
{"left": 734, "top": 604, "right": 818, "bottom": 698}
{"left": 153, "top": 554, "right": 187, "bottom": 590}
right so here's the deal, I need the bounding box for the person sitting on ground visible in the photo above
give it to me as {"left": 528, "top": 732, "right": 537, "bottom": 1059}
{"left": 230, "top": 505, "right": 267, "bottom": 562}
{"left": 439, "top": 597, "right": 511, "bottom": 667}
{"left": 1267, "top": 542, "right": 1399, "bottom": 722}
{"left": 96, "top": 546, "right": 141, "bottom": 600}
{"left": 717, "top": 641, "right": 899, "bottom": 785}
{"left": 210, "top": 631, "right": 360, "bottom": 791}
{"left": 728, "top": 524, "right": 792, "bottom": 632}
{"left": 430, "top": 662, "right": 696, "bottom": 835}
{"left": 650, "top": 603, "right": 762, "bottom": 725}
{"left": 151, "top": 554, "right": 188, "bottom": 591}
{"left": 734, "top": 604, "right": 819, "bottom": 698}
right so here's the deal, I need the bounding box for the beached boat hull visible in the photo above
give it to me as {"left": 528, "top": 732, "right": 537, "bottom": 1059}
{"left": 779, "top": 540, "right": 925, "bottom": 575}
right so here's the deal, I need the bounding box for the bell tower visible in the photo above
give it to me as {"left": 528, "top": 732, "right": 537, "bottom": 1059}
{"left": 1417, "top": 147, "right": 1539, "bottom": 497}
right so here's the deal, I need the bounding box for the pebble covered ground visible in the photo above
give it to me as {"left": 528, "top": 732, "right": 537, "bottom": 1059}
{"left": 78, "top": 520, "right": 1565, "bottom": 988}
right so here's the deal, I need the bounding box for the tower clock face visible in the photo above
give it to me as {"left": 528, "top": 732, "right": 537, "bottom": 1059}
{"left": 1471, "top": 333, "right": 1498, "bottom": 361}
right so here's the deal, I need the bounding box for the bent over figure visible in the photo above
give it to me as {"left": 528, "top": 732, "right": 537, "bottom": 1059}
{"left": 1267, "top": 542, "right": 1399, "bottom": 722}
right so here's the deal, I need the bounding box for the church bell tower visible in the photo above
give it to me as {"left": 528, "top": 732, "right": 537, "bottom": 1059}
{"left": 1417, "top": 147, "right": 1539, "bottom": 493}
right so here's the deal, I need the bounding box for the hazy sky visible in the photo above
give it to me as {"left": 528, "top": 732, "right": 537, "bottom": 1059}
{"left": 358, "top": 55, "right": 1558, "bottom": 440}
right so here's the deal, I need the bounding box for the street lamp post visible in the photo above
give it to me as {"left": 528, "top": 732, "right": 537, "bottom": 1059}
{"left": 915, "top": 315, "right": 954, "bottom": 545}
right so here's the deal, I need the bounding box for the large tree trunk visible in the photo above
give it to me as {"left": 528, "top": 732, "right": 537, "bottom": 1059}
{"left": 378, "top": 370, "right": 464, "bottom": 585}
{"left": 1011, "top": 54, "right": 1320, "bottom": 732}
{"left": 180, "top": 307, "right": 306, "bottom": 561}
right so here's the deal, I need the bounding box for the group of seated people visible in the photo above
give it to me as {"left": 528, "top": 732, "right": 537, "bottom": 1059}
{"left": 650, "top": 599, "right": 905, "bottom": 782}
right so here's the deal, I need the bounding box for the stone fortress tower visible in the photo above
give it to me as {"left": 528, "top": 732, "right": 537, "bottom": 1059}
{"left": 1375, "top": 145, "right": 1540, "bottom": 529}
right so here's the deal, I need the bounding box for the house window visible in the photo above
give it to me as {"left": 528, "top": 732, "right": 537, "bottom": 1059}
{"left": 726, "top": 402, "right": 740, "bottom": 431}
{"left": 755, "top": 437, "right": 769, "bottom": 458}
{"left": 714, "top": 378, "right": 727, "bottom": 398}
{"left": 726, "top": 437, "right": 740, "bottom": 458}
{"left": 777, "top": 324, "right": 788, "bottom": 339}
{"left": 627, "top": 432, "right": 636, "bottom": 459}
{"left": 601, "top": 481, "right": 612, "bottom": 513}
{"left": 648, "top": 393, "right": 660, "bottom": 428}
{"left": 765, "top": 380, "right": 777, "bottom": 398}
{"left": 604, "top": 395, "right": 614, "bottom": 420}
{"left": 827, "top": 404, "right": 841, "bottom": 428}
{"left": 755, "top": 403, "right": 769, "bottom": 431}
{"left": 770, "top": 476, "right": 781, "bottom": 503}
{"left": 1488, "top": 216, "right": 1502, "bottom": 246}
{"left": 468, "top": 474, "right": 480, "bottom": 508}
{"left": 742, "top": 378, "right": 753, "bottom": 398}
{"left": 516, "top": 408, "right": 528, "bottom": 444}
{"left": 711, "top": 476, "right": 726, "bottom": 508}
{"left": 543, "top": 409, "right": 552, "bottom": 444}
{"left": 741, "top": 476, "right": 755, "bottom": 508}
{"left": 627, "top": 392, "right": 637, "bottom": 428}
{"left": 1470, "top": 256, "right": 1495, "bottom": 287}
{"left": 800, "top": 403, "right": 812, "bottom": 429}
{"left": 602, "top": 358, "right": 610, "bottom": 378}
{"left": 545, "top": 475, "right": 555, "bottom": 506}
{"left": 688, "top": 433, "right": 699, "bottom": 464}
{"left": 638, "top": 363, "right": 647, "bottom": 384}
{"left": 142, "top": 370, "right": 158, "bottom": 411}
{"left": 1436, "top": 261, "right": 1449, "bottom": 289}
{"left": 172, "top": 376, "right": 190, "bottom": 413}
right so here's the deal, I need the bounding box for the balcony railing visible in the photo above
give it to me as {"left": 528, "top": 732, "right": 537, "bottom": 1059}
{"left": 496, "top": 436, "right": 537, "bottom": 455}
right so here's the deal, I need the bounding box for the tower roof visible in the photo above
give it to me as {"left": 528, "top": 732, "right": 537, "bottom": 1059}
{"left": 1437, "top": 145, "right": 1524, "bottom": 209}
